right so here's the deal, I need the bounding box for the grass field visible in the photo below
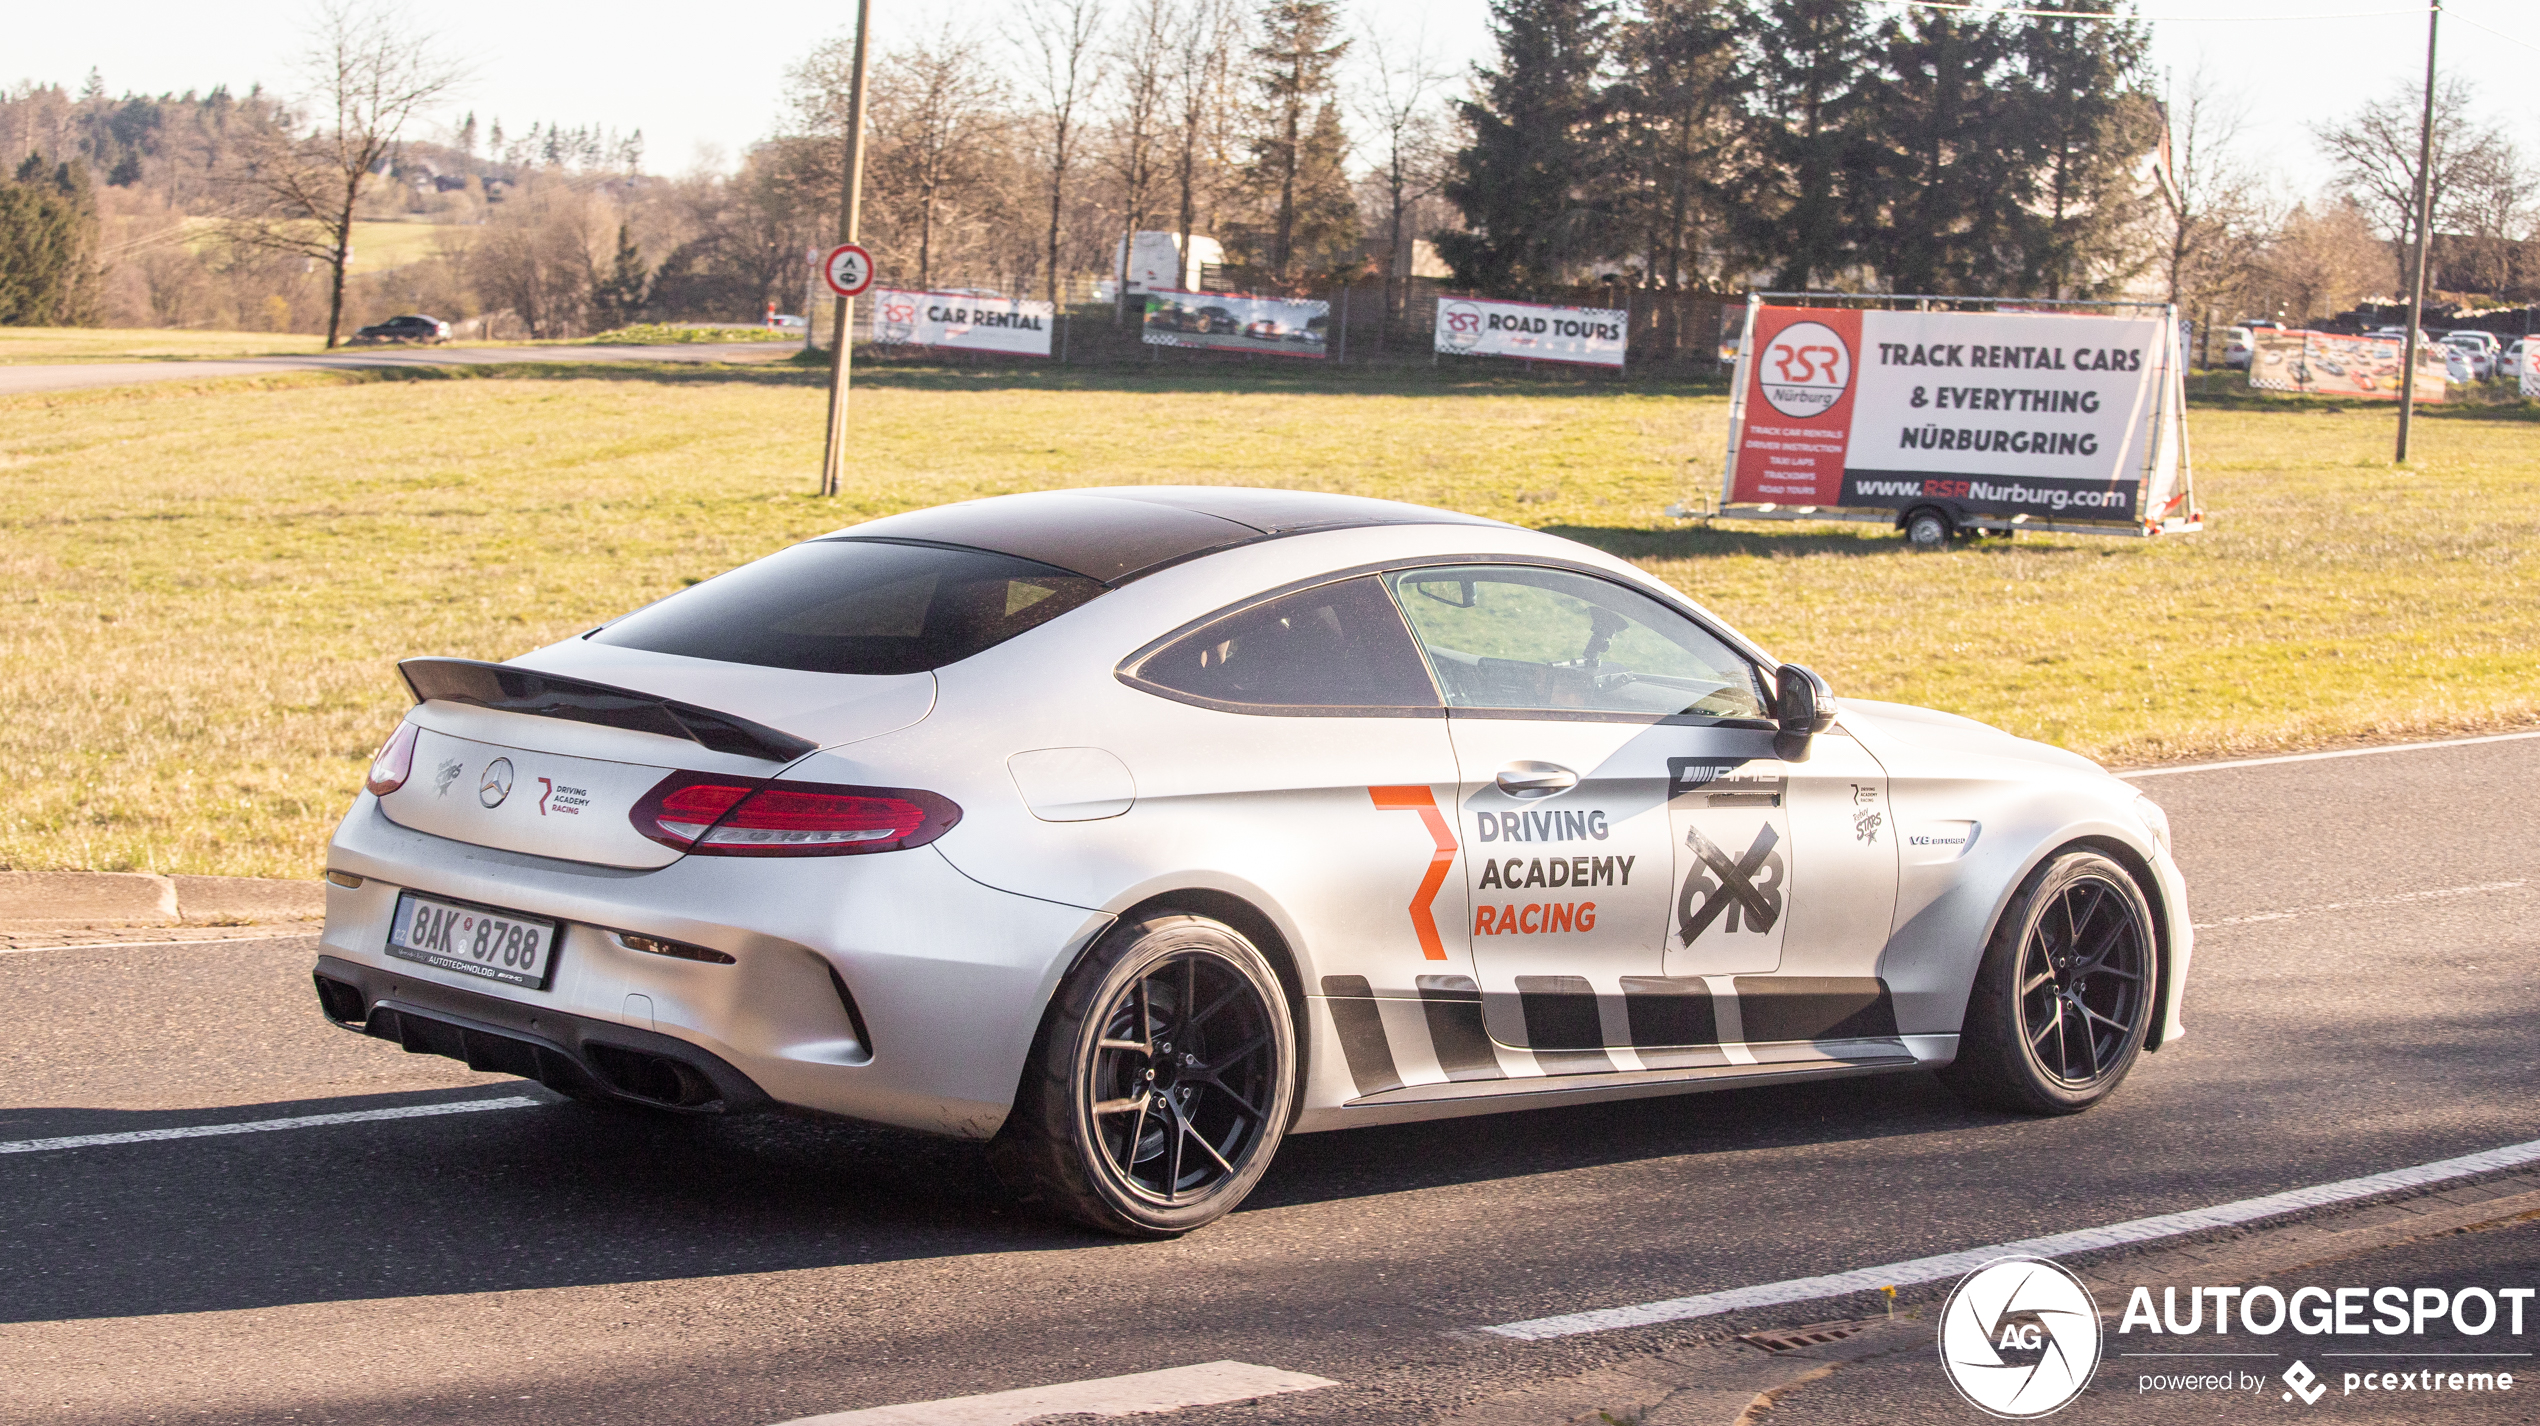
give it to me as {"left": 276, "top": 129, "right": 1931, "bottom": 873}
{"left": 0, "top": 328, "right": 332, "bottom": 364}
{"left": 2, "top": 359, "right": 2533, "bottom": 878}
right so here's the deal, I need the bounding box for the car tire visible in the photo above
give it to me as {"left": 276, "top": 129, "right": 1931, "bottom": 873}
{"left": 1905, "top": 508, "right": 1953, "bottom": 551}
{"left": 1939, "top": 849, "right": 2157, "bottom": 1116}
{"left": 993, "top": 914, "right": 1297, "bottom": 1238}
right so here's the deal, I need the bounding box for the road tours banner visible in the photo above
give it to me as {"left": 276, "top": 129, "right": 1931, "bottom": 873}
{"left": 1142, "top": 290, "right": 1329, "bottom": 358}
{"left": 1728, "top": 305, "right": 2174, "bottom": 523}
{"left": 1434, "top": 297, "right": 1627, "bottom": 368}
{"left": 2247, "top": 329, "right": 2446, "bottom": 402}
{"left": 867, "top": 290, "right": 1055, "bottom": 357}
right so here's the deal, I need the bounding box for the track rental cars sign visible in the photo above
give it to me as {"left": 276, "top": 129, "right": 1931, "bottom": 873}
{"left": 1434, "top": 297, "right": 1627, "bottom": 368}
{"left": 1730, "top": 305, "right": 2168, "bottom": 521}
{"left": 867, "top": 289, "right": 1055, "bottom": 357}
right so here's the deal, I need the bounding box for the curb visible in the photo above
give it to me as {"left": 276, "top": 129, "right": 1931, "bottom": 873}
{"left": 0, "top": 871, "right": 322, "bottom": 929}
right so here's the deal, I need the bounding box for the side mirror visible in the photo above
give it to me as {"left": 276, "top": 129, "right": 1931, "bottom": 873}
{"left": 1774, "top": 664, "right": 1837, "bottom": 737}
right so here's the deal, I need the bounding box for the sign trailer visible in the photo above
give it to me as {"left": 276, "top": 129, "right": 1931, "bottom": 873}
{"left": 1690, "top": 294, "right": 2201, "bottom": 547}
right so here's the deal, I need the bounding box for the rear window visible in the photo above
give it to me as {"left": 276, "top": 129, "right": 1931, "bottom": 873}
{"left": 591, "top": 539, "right": 1107, "bottom": 675}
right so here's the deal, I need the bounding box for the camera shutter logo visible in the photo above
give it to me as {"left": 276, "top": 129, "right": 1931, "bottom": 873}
{"left": 478, "top": 757, "right": 515, "bottom": 809}
{"left": 1937, "top": 1257, "right": 2102, "bottom": 1418}
{"left": 1757, "top": 319, "right": 1852, "bottom": 419}
{"left": 1441, "top": 300, "right": 1484, "bottom": 352}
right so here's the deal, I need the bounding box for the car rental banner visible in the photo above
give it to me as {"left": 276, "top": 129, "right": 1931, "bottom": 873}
{"left": 2247, "top": 329, "right": 2445, "bottom": 401}
{"left": 867, "top": 290, "right": 1055, "bottom": 357}
{"left": 1434, "top": 297, "right": 1627, "bottom": 368}
{"left": 1728, "top": 305, "right": 2171, "bottom": 522}
{"left": 1142, "top": 290, "right": 1330, "bottom": 358}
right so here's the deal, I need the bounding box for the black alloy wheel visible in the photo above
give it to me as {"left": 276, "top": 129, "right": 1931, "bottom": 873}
{"left": 2012, "top": 869, "right": 2150, "bottom": 1091}
{"left": 1085, "top": 951, "right": 1281, "bottom": 1207}
{"left": 1940, "top": 849, "right": 2157, "bottom": 1115}
{"left": 995, "top": 914, "right": 1296, "bottom": 1236}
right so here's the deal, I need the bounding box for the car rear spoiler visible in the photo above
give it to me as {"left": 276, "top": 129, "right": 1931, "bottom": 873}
{"left": 398, "top": 658, "right": 817, "bottom": 765}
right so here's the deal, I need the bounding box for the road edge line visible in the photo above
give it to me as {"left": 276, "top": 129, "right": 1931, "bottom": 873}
{"left": 2122, "top": 729, "right": 2540, "bottom": 779}
{"left": 0, "top": 1095, "right": 544, "bottom": 1155}
{"left": 1480, "top": 1136, "right": 2540, "bottom": 1341}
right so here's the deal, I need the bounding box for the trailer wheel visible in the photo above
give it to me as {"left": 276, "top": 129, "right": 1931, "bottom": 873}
{"left": 1905, "top": 508, "right": 1953, "bottom": 551}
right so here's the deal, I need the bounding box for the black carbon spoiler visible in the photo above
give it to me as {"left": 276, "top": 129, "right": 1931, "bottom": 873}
{"left": 398, "top": 658, "right": 817, "bottom": 764}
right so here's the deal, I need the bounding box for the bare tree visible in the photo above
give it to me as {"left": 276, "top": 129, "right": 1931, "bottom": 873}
{"left": 2151, "top": 69, "right": 2268, "bottom": 356}
{"left": 2313, "top": 76, "right": 2508, "bottom": 292}
{"left": 1168, "top": 0, "right": 1244, "bottom": 285}
{"left": 223, "top": 1, "right": 464, "bottom": 346}
{"left": 1351, "top": 20, "right": 1453, "bottom": 325}
{"left": 2450, "top": 140, "right": 2533, "bottom": 296}
{"left": 807, "top": 26, "right": 1009, "bottom": 291}
{"left": 1019, "top": 0, "right": 1109, "bottom": 306}
{"left": 1107, "top": 0, "right": 1175, "bottom": 319}
{"left": 2254, "top": 194, "right": 2386, "bottom": 321}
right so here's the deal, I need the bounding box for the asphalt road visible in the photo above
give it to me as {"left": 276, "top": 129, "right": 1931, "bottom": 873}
{"left": 2, "top": 735, "right": 2535, "bottom": 1426}
{"left": 0, "top": 342, "right": 804, "bottom": 397}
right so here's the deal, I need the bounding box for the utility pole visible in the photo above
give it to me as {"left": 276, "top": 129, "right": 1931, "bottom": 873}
{"left": 2395, "top": 0, "right": 2440, "bottom": 464}
{"left": 818, "top": 0, "right": 876, "bottom": 498}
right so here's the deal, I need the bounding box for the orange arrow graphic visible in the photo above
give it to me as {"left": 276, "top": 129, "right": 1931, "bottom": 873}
{"left": 1370, "top": 785, "right": 1457, "bottom": 961}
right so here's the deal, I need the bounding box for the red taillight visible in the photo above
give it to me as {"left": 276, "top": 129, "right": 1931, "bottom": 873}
{"left": 630, "top": 771, "right": 959, "bottom": 857}
{"left": 365, "top": 722, "right": 420, "bottom": 797}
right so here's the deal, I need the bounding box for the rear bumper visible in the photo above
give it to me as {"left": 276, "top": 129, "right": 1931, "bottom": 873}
{"left": 321, "top": 796, "right": 1114, "bottom": 1139}
{"left": 312, "top": 954, "right": 773, "bottom": 1113}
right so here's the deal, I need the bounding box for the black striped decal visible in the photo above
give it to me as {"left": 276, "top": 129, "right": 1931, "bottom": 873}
{"left": 1731, "top": 977, "right": 1898, "bottom": 1042}
{"left": 1416, "top": 974, "right": 1505, "bottom": 1080}
{"left": 1319, "top": 975, "right": 1404, "bottom": 1097}
{"left": 1513, "top": 976, "right": 1614, "bottom": 1074}
{"left": 1618, "top": 976, "right": 1727, "bottom": 1068}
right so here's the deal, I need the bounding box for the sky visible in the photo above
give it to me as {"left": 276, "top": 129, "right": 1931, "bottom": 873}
{"left": 13, "top": 0, "right": 2538, "bottom": 209}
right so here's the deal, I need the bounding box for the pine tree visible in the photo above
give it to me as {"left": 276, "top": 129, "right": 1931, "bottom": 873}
{"left": 1737, "top": 0, "right": 1874, "bottom": 292}
{"left": 2012, "top": 1, "right": 2159, "bottom": 297}
{"left": 0, "top": 156, "right": 102, "bottom": 326}
{"left": 1855, "top": 7, "right": 2024, "bottom": 295}
{"left": 1612, "top": 0, "right": 1746, "bottom": 297}
{"left": 1243, "top": 1, "right": 1353, "bottom": 282}
{"left": 1438, "top": 0, "right": 1618, "bottom": 294}
{"left": 590, "top": 222, "right": 651, "bottom": 330}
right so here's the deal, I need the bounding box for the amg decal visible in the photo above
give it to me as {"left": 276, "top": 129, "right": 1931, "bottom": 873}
{"left": 1474, "top": 808, "right": 1611, "bottom": 843}
{"left": 1666, "top": 758, "right": 1786, "bottom": 808}
{"left": 1477, "top": 855, "right": 1635, "bottom": 890}
{"left": 1677, "top": 823, "right": 1786, "bottom": 944}
{"left": 1371, "top": 785, "right": 1458, "bottom": 962}
{"left": 1474, "top": 901, "right": 1599, "bottom": 936}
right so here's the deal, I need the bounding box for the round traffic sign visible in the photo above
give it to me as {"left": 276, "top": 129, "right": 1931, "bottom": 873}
{"left": 822, "top": 243, "right": 875, "bottom": 298}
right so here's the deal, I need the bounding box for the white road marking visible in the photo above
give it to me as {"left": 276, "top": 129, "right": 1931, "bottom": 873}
{"left": 2196, "top": 879, "right": 2528, "bottom": 929}
{"left": 2122, "top": 729, "right": 2540, "bottom": 779}
{"left": 1480, "top": 1136, "right": 2540, "bottom": 1341}
{"left": 0, "top": 1096, "right": 542, "bottom": 1155}
{"left": 0, "top": 930, "right": 322, "bottom": 956}
{"left": 770, "top": 1360, "right": 1340, "bottom": 1426}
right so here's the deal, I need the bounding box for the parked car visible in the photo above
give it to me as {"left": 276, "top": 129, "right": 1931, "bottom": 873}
{"left": 2441, "top": 331, "right": 2498, "bottom": 381}
{"left": 2502, "top": 338, "right": 2531, "bottom": 384}
{"left": 2222, "top": 326, "right": 2256, "bottom": 370}
{"left": 314, "top": 487, "right": 2195, "bottom": 1237}
{"left": 352, "top": 314, "right": 452, "bottom": 345}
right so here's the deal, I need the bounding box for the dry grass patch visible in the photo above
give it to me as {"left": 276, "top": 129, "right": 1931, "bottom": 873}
{"left": 0, "top": 328, "right": 332, "bottom": 364}
{"left": 1, "top": 362, "right": 2532, "bottom": 877}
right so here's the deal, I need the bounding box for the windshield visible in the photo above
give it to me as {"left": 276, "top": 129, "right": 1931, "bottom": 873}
{"left": 592, "top": 539, "right": 1107, "bottom": 675}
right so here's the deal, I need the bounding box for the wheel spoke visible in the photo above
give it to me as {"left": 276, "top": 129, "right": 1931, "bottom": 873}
{"left": 1201, "top": 1031, "right": 1271, "bottom": 1074}
{"left": 1092, "top": 1096, "right": 1149, "bottom": 1115}
{"left": 1096, "top": 1038, "right": 1149, "bottom": 1053}
{"left": 1198, "top": 1074, "right": 1266, "bottom": 1120}
{"left": 2071, "top": 1001, "right": 2101, "bottom": 1077}
{"left": 2027, "top": 1008, "right": 2062, "bottom": 1050}
{"left": 1165, "top": 1095, "right": 1184, "bottom": 1201}
{"left": 2080, "top": 1003, "right": 2130, "bottom": 1035}
{"left": 1187, "top": 981, "right": 1247, "bottom": 1029}
{"left": 1177, "top": 1106, "right": 1237, "bottom": 1176}
{"left": 2019, "top": 966, "right": 2058, "bottom": 997}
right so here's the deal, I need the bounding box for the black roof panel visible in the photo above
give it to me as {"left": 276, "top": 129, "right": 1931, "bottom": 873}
{"left": 827, "top": 486, "right": 1505, "bottom": 584}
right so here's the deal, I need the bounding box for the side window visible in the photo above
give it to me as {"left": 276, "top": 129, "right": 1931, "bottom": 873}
{"left": 1126, "top": 576, "right": 1442, "bottom": 714}
{"left": 1388, "top": 565, "right": 1770, "bottom": 721}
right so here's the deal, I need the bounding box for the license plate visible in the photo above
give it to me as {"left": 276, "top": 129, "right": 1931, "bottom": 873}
{"left": 386, "top": 892, "right": 559, "bottom": 989}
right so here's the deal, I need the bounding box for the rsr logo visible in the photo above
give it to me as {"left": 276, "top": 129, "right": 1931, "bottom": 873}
{"left": 1755, "top": 318, "right": 1852, "bottom": 419}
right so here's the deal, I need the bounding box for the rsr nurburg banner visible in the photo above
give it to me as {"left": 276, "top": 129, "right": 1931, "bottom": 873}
{"left": 1730, "top": 306, "right": 2167, "bottom": 520}
{"left": 1433, "top": 296, "right": 1627, "bottom": 368}
{"left": 867, "top": 289, "right": 1055, "bottom": 356}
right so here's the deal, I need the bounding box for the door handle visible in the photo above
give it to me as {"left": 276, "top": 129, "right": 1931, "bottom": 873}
{"left": 1495, "top": 762, "right": 1579, "bottom": 799}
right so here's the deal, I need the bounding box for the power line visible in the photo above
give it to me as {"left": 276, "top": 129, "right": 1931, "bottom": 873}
{"left": 1869, "top": 1, "right": 2421, "bottom": 21}
{"left": 2445, "top": 9, "right": 2540, "bottom": 54}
